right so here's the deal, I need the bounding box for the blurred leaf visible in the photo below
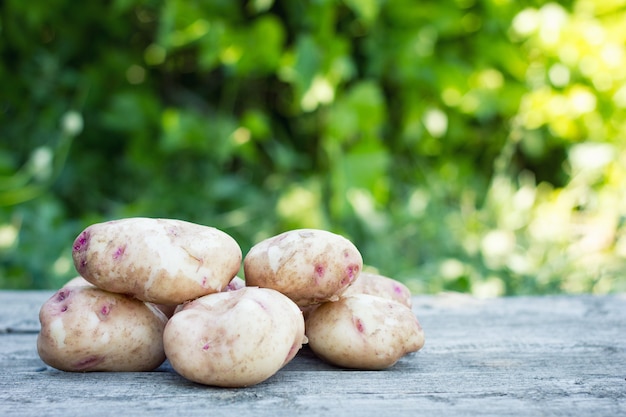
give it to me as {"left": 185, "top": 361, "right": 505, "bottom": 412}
{"left": 327, "top": 80, "right": 385, "bottom": 142}
{"left": 344, "top": 0, "right": 381, "bottom": 25}
{"left": 234, "top": 14, "right": 285, "bottom": 75}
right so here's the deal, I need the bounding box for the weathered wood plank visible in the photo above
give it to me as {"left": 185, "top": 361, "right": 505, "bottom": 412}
{"left": 0, "top": 291, "right": 624, "bottom": 417}
{"left": 0, "top": 290, "right": 52, "bottom": 333}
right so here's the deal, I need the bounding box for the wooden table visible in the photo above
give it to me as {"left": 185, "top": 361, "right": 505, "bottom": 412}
{"left": 1, "top": 290, "right": 624, "bottom": 416}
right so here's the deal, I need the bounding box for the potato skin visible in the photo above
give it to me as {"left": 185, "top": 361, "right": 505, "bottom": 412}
{"left": 305, "top": 294, "right": 425, "bottom": 370}
{"left": 62, "top": 276, "right": 178, "bottom": 317}
{"left": 72, "top": 218, "right": 242, "bottom": 305}
{"left": 243, "top": 229, "right": 363, "bottom": 306}
{"left": 342, "top": 272, "right": 413, "bottom": 308}
{"left": 163, "top": 287, "right": 306, "bottom": 387}
{"left": 37, "top": 286, "right": 167, "bottom": 372}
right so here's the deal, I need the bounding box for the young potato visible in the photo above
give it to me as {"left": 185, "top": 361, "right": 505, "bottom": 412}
{"left": 163, "top": 287, "right": 306, "bottom": 387}
{"left": 243, "top": 229, "right": 363, "bottom": 306}
{"left": 37, "top": 286, "right": 168, "bottom": 372}
{"left": 72, "top": 217, "right": 242, "bottom": 305}
{"left": 342, "top": 271, "right": 413, "bottom": 308}
{"left": 305, "top": 294, "right": 425, "bottom": 370}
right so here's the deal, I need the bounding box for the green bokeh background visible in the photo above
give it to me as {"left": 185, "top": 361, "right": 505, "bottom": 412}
{"left": 1, "top": 0, "right": 625, "bottom": 295}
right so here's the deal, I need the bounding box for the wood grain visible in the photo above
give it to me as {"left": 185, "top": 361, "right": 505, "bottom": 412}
{"left": 1, "top": 291, "right": 624, "bottom": 417}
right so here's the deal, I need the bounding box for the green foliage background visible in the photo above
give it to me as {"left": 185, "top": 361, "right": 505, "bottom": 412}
{"left": 1, "top": 0, "right": 625, "bottom": 294}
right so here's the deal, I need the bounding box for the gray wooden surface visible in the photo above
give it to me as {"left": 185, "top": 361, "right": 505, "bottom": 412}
{"left": 1, "top": 290, "right": 624, "bottom": 417}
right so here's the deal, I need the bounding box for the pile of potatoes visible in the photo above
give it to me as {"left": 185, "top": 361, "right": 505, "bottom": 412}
{"left": 37, "top": 217, "right": 425, "bottom": 387}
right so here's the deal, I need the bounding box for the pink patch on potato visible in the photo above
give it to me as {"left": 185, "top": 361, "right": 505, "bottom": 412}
{"left": 342, "top": 264, "right": 360, "bottom": 285}
{"left": 314, "top": 264, "right": 325, "bottom": 278}
{"left": 393, "top": 284, "right": 404, "bottom": 295}
{"left": 56, "top": 289, "right": 69, "bottom": 302}
{"left": 72, "top": 231, "right": 90, "bottom": 252}
{"left": 354, "top": 317, "right": 365, "bottom": 333}
{"left": 98, "top": 304, "right": 112, "bottom": 320}
{"left": 48, "top": 289, "right": 72, "bottom": 315}
{"left": 347, "top": 264, "right": 359, "bottom": 279}
{"left": 254, "top": 299, "right": 269, "bottom": 311}
{"left": 72, "top": 231, "right": 91, "bottom": 274}
{"left": 73, "top": 356, "right": 104, "bottom": 371}
{"left": 112, "top": 245, "right": 126, "bottom": 260}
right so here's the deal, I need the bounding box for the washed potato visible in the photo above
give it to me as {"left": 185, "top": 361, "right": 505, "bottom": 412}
{"left": 37, "top": 286, "right": 167, "bottom": 372}
{"left": 72, "top": 217, "right": 242, "bottom": 305}
{"left": 244, "top": 229, "right": 363, "bottom": 306}
{"left": 163, "top": 287, "right": 306, "bottom": 387}
{"left": 305, "top": 294, "right": 425, "bottom": 370}
{"left": 342, "top": 271, "right": 413, "bottom": 308}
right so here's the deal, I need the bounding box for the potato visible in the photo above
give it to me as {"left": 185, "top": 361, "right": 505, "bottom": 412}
{"left": 72, "top": 217, "right": 242, "bottom": 305}
{"left": 163, "top": 287, "right": 306, "bottom": 387}
{"left": 37, "top": 286, "right": 168, "bottom": 372}
{"left": 305, "top": 294, "right": 425, "bottom": 370}
{"left": 342, "top": 271, "right": 413, "bottom": 308}
{"left": 243, "top": 229, "right": 363, "bottom": 306}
